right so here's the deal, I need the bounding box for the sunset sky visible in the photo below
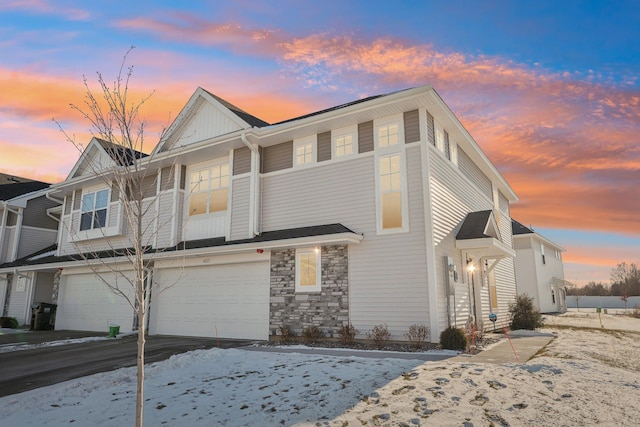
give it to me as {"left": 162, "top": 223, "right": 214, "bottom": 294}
{"left": 1, "top": 1, "right": 638, "bottom": 286}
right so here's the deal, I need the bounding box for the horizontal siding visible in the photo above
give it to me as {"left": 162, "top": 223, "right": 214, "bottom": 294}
{"left": 317, "top": 131, "right": 331, "bottom": 162}
{"left": 262, "top": 141, "right": 293, "bottom": 173}
{"left": 17, "top": 227, "right": 57, "bottom": 258}
{"left": 429, "top": 145, "right": 513, "bottom": 331}
{"left": 230, "top": 176, "right": 251, "bottom": 240}
{"left": 458, "top": 147, "right": 492, "bottom": 200}
{"left": 403, "top": 110, "right": 420, "bottom": 143}
{"left": 160, "top": 167, "right": 175, "bottom": 191}
{"left": 233, "top": 147, "right": 251, "bottom": 175}
{"left": 23, "top": 196, "right": 59, "bottom": 229}
{"left": 358, "top": 121, "right": 374, "bottom": 153}
{"left": 7, "top": 273, "right": 31, "bottom": 324}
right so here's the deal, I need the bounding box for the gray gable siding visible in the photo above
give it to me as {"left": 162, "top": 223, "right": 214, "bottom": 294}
{"left": 261, "top": 141, "right": 293, "bottom": 173}
{"left": 63, "top": 195, "right": 72, "bottom": 215}
{"left": 159, "top": 167, "right": 175, "bottom": 191}
{"left": 403, "top": 110, "right": 420, "bottom": 143}
{"left": 23, "top": 196, "right": 58, "bottom": 229}
{"left": 358, "top": 121, "right": 374, "bottom": 153}
{"left": 427, "top": 111, "right": 435, "bottom": 146}
{"left": 317, "top": 131, "right": 331, "bottom": 162}
{"left": 233, "top": 147, "right": 252, "bottom": 175}
{"left": 457, "top": 146, "right": 493, "bottom": 200}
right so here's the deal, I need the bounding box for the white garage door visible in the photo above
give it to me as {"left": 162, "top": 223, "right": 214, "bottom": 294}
{"left": 56, "top": 272, "right": 134, "bottom": 332}
{"left": 152, "top": 261, "right": 269, "bottom": 340}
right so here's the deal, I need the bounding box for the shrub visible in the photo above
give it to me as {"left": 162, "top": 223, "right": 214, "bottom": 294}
{"left": 338, "top": 324, "right": 359, "bottom": 345}
{"left": 0, "top": 317, "right": 19, "bottom": 329}
{"left": 509, "top": 294, "right": 543, "bottom": 330}
{"left": 404, "top": 324, "right": 430, "bottom": 349}
{"left": 367, "top": 324, "right": 391, "bottom": 349}
{"left": 278, "top": 325, "right": 295, "bottom": 344}
{"left": 439, "top": 326, "right": 467, "bottom": 351}
{"left": 301, "top": 325, "right": 324, "bottom": 344}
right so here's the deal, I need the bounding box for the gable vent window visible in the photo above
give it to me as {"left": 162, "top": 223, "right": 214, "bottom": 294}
{"left": 189, "top": 163, "right": 229, "bottom": 216}
{"left": 80, "top": 189, "right": 109, "bottom": 230}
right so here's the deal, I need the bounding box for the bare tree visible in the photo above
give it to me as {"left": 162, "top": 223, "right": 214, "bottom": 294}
{"left": 611, "top": 262, "right": 640, "bottom": 297}
{"left": 55, "top": 47, "right": 180, "bottom": 427}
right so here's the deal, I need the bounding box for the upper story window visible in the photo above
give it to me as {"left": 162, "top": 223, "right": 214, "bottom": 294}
{"left": 295, "top": 247, "right": 321, "bottom": 293}
{"left": 80, "top": 189, "right": 109, "bottom": 231}
{"left": 379, "top": 154, "right": 403, "bottom": 230}
{"left": 189, "top": 163, "right": 229, "bottom": 216}
{"left": 332, "top": 125, "right": 358, "bottom": 158}
{"left": 294, "top": 135, "right": 316, "bottom": 167}
{"left": 377, "top": 123, "right": 399, "bottom": 147}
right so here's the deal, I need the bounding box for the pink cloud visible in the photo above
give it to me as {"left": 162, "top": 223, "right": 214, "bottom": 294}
{"left": 0, "top": 0, "right": 90, "bottom": 20}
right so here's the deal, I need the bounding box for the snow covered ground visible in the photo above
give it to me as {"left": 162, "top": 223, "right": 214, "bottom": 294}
{"left": 1, "top": 312, "right": 639, "bottom": 426}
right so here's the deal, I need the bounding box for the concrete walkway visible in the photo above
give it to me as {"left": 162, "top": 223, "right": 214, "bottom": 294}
{"left": 451, "top": 332, "right": 556, "bottom": 364}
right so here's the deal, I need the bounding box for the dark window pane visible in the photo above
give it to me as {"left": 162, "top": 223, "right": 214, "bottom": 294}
{"left": 94, "top": 209, "right": 107, "bottom": 228}
{"left": 80, "top": 212, "right": 93, "bottom": 230}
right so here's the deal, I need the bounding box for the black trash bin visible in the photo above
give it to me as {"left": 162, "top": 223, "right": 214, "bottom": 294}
{"left": 30, "top": 302, "right": 57, "bottom": 330}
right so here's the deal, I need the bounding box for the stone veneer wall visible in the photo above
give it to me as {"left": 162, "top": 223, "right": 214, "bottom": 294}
{"left": 270, "top": 244, "right": 349, "bottom": 338}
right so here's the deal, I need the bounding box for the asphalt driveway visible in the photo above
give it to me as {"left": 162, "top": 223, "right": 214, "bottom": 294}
{"left": 0, "top": 330, "right": 255, "bottom": 397}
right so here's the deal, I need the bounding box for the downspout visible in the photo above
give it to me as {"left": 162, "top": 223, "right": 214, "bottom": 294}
{"left": 241, "top": 132, "right": 261, "bottom": 237}
{"left": 8, "top": 206, "right": 22, "bottom": 262}
{"left": 0, "top": 202, "right": 8, "bottom": 263}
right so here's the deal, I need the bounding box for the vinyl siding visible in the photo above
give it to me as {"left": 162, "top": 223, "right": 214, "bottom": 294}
{"left": 159, "top": 167, "right": 175, "bottom": 191}
{"left": 6, "top": 273, "right": 32, "bottom": 324}
{"left": 172, "top": 100, "right": 243, "bottom": 148}
{"left": 155, "top": 191, "right": 175, "bottom": 247}
{"left": 429, "top": 144, "right": 513, "bottom": 330}
{"left": 33, "top": 272, "right": 55, "bottom": 304}
{"left": 358, "top": 121, "right": 374, "bottom": 153}
{"left": 230, "top": 176, "right": 251, "bottom": 240}
{"left": 233, "top": 147, "right": 251, "bottom": 175}
{"left": 1, "top": 227, "right": 16, "bottom": 263}
{"left": 457, "top": 147, "right": 493, "bottom": 200}
{"left": 64, "top": 195, "right": 72, "bottom": 215}
{"left": 403, "top": 110, "right": 420, "bottom": 143}
{"left": 317, "top": 131, "right": 331, "bottom": 162}
{"left": 23, "top": 196, "right": 59, "bottom": 229}
{"left": 262, "top": 141, "right": 293, "bottom": 173}
{"left": 17, "top": 227, "right": 57, "bottom": 258}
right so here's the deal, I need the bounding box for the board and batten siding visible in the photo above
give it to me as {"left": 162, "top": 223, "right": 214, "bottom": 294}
{"left": 229, "top": 176, "right": 251, "bottom": 240}
{"left": 172, "top": 100, "right": 243, "bottom": 148}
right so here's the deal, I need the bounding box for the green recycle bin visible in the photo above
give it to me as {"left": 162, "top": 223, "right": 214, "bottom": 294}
{"left": 109, "top": 325, "right": 120, "bottom": 338}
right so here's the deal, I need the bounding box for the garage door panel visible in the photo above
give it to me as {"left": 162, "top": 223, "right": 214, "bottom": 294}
{"left": 56, "top": 273, "right": 134, "bottom": 333}
{"left": 152, "top": 262, "right": 269, "bottom": 340}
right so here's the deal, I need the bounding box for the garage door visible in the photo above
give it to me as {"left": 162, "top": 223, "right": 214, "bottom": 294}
{"left": 56, "top": 272, "right": 134, "bottom": 332}
{"left": 151, "top": 261, "right": 269, "bottom": 340}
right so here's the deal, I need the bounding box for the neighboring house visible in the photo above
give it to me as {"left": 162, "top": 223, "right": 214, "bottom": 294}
{"left": 0, "top": 85, "right": 519, "bottom": 341}
{"left": 512, "top": 219, "right": 568, "bottom": 313}
{"left": 0, "top": 175, "right": 60, "bottom": 324}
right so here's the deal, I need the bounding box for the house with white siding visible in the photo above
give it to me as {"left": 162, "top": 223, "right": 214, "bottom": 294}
{"left": 512, "top": 219, "right": 569, "bottom": 313}
{"left": 0, "top": 176, "right": 60, "bottom": 325}
{"left": 0, "top": 85, "right": 519, "bottom": 341}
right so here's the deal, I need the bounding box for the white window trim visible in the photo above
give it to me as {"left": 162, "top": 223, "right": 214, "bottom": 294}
{"left": 374, "top": 151, "right": 409, "bottom": 235}
{"left": 185, "top": 157, "right": 230, "bottom": 218}
{"left": 295, "top": 247, "right": 322, "bottom": 293}
{"left": 374, "top": 114, "right": 404, "bottom": 150}
{"left": 293, "top": 135, "right": 317, "bottom": 168}
{"left": 331, "top": 124, "right": 358, "bottom": 159}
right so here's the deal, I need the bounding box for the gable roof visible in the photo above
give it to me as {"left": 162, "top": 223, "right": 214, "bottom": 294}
{"left": 65, "top": 137, "right": 148, "bottom": 180}
{"left": 456, "top": 210, "right": 499, "bottom": 240}
{"left": 154, "top": 87, "right": 269, "bottom": 154}
{"left": 0, "top": 180, "right": 50, "bottom": 201}
{"left": 511, "top": 219, "right": 534, "bottom": 235}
